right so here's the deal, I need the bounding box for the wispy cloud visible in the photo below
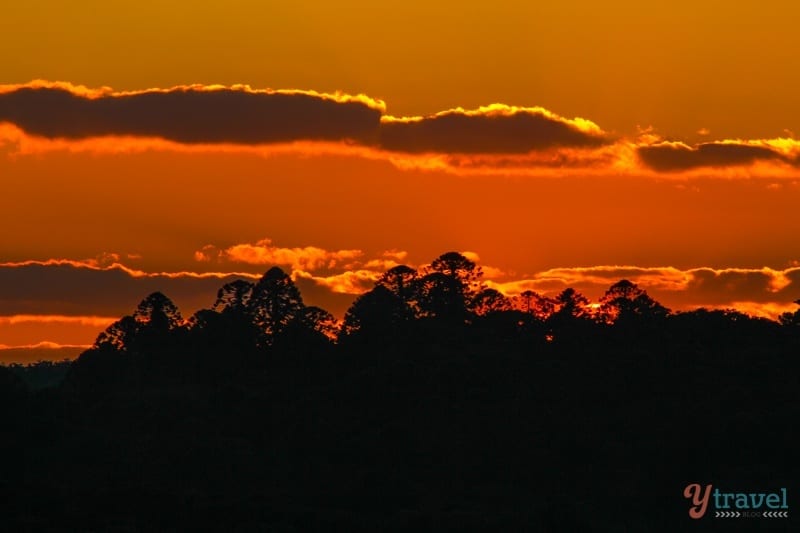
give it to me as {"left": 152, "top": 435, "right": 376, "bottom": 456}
{"left": 0, "top": 258, "right": 260, "bottom": 317}
{"left": 215, "top": 239, "right": 362, "bottom": 271}
{"left": 0, "top": 341, "right": 90, "bottom": 364}
{"left": 0, "top": 258, "right": 260, "bottom": 280}
{"left": 197, "top": 239, "right": 410, "bottom": 295}
{"left": 0, "top": 340, "right": 91, "bottom": 350}
{"left": 0, "top": 315, "right": 116, "bottom": 327}
{"left": 293, "top": 269, "right": 381, "bottom": 295}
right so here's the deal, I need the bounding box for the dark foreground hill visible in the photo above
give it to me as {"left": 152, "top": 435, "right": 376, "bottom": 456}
{"left": 2, "top": 253, "right": 798, "bottom": 531}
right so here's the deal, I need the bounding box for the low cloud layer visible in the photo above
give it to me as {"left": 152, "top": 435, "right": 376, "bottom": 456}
{"left": 487, "top": 265, "right": 800, "bottom": 313}
{"left": 379, "top": 105, "right": 608, "bottom": 153}
{"left": 197, "top": 240, "right": 406, "bottom": 295}
{"left": 0, "top": 82, "right": 383, "bottom": 145}
{"left": 3, "top": 247, "right": 799, "bottom": 326}
{"left": 0, "top": 260, "right": 257, "bottom": 317}
{"left": 3, "top": 81, "right": 800, "bottom": 177}
{"left": 2, "top": 247, "right": 800, "bottom": 356}
{"left": 0, "top": 343, "right": 87, "bottom": 364}
{"left": 636, "top": 141, "right": 798, "bottom": 172}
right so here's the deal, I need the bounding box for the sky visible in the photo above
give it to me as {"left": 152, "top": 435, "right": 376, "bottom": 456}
{"left": 2, "top": 1, "right": 800, "bottom": 362}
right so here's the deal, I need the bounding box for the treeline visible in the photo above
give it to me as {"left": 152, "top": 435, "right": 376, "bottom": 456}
{"left": 2, "top": 252, "right": 799, "bottom": 531}
{"left": 63, "top": 251, "right": 800, "bottom": 394}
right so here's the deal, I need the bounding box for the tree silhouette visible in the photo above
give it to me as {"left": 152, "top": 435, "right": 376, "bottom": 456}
{"left": 375, "top": 265, "right": 418, "bottom": 304}
{"left": 9, "top": 251, "right": 800, "bottom": 532}
{"left": 295, "top": 305, "right": 339, "bottom": 340}
{"left": 415, "top": 252, "right": 485, "bottom": 322}
{"left": 70, "top": 293, "right": 184, "bottom": 392}
{"left": 598, "top": 279, "right": 669, "bottom": 325}
{"left": 552, "top": 288, "right": 592, "bottom": 320}
{"left": 779, "top": 299, "right": 800, "bottom": 327}
{"left": 134, "top": 291, "right": 184, "bottom": 332}
{"left": 471, "top": 287, "right": 511, "bottom": 315}
{"left": 91, "top": 292, "right": 183, "bottom": 353}
{"left": 428, "top": 251, "right": 483, "bottom": 294}
{"left": 93, "top": 315, "right": 139, "bottom": 352}
{"left": 415, "top": 271, "right": 470, "bottom": 322}
{"left": 340, "top": 285, "right": 413, "bottom": 342}
{"left": 512, "top": 290, "right": 556, "bottom": 320}
{"left": 212, "top": 279, "right": 255, "bottom": 315}
{"left": 546, "top": 288, "right": 595, "bottom": 343}
{"left": 249, "top": 266, "right": 304, "bottom": 344}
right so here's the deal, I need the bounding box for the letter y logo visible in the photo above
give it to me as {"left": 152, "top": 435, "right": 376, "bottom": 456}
{"left": 684, "top": 483, "right": 713, "bottom": 519}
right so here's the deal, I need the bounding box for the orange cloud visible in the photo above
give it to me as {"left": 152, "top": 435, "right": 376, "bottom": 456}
{"left": 287, "top": 260, "right": 800, "bottom": 320}
{"left": 200, "top": 239, "right": 413, "bottom": 295}
{"left": 0, "top": 341, "right": 91, "bottom": 350}
{"left": 0, "top": 341, "right": 89, "bottom": 364}
{"left": 482, "top": 264, "right": 800, "bottom": 320}
{"left": 0, "top": 315, "right": 116, "bottom": 327}
{"left": 487, "top": 265, "right": 800, "bottom": 294}
{"left": 381, "top": 250, "right": 408, "bottom": 261}
{"left": 709, "top": 301, "right": 799, "bottom": 320}
{"left": 0, "top": 258, "right": 260, "bottom": 280}
{"left": 293, "top": 269, "right": 382, "bottom": 295}
{"left": 214, "top": 239, "right": 363, "bottom": 271}
{"left": 362, "top": 258, "right": 404, "bottom": 271}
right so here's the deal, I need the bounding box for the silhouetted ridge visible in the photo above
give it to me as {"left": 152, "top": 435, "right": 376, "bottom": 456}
{"left": 4, "top": 253, "right": 798, "bottom": 531}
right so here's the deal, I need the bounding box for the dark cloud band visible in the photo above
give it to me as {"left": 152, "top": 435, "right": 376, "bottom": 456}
{"left": 379, "top": 109, "right": 608, "bottom": 153}
{"left": 637, "top": 142, "right": 790, "bottom": 171}
{"left": 3, "top": 83, "right": 798, "bottom": 172}
{"left": 0, "top": 263, "right": 247, "bottom": 317}
{"left": 0, "top": 87, "right": 382, "bottom": 144}
{"left": 0, "top": 84, "right": 608, "bottom": 154}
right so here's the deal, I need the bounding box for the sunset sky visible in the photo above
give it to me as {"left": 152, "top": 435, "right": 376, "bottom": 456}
{"left": 2, "top": 1, "right": 800, "bottom": 361}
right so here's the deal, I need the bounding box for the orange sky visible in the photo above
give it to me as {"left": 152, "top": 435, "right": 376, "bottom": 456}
{"left": 2, "top": 2, "right": 800, "bottom": 360}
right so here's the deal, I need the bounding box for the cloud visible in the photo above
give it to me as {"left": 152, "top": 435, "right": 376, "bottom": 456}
{"left": 707, "top": 301, "right": 799, "bottom": 320}
{"left": 0, "top": 258, "right": 260, "bottom": 280}
{"left": 379, "top": 104, "right": 609, "bottom": 153}
{"left": 293, "top": 269, "right": 381, "bottom": 295}
{"left": 217, "top": 238, "right": 362, "bottom": 271}
{"left": 487, "top": 266, "right": 692, "bottom": 295}
{"left": 0, "top": 260, "right": 259, "bottom": 317}
{"left": 381, "top": 250, "right": 408, "bottom": 261}
{"left": 485, "top": 265, "right": 800, "bottom": 319}
{"left": 5, "top": 81, "right": 800, "bottom": 178}
{"left": 0, "top": 243, "right": 413, "bottom": 323}
{"left": 200, "top": 239, "right": 413, "bottom": 295}
{"left": 0, "top": 81, "right": 383, "bottom": 144}
{"left": 0, "top": 315, "right": 116, "bottom": 327}
{"left": 637, "top": 140, "right": 798, "bottom": 172}
{"left": 3, "top": 249, "right": 800, "bottom": 353}
{"left": 0, "top": 83, "right": 607, "bottom": 155}
{"left": 0, "top": 341, "right": 91, "bottom": 350}
{"left": 200, "top": 238, "right": 800, "bottom": 319}
{"left": 288, "top": 260, "right": 800, "bottom": 320}
{"left": 684, "top": 267, "right": 796, "bottom": 303}
{"left": 0, "top": 343, "right": 88, "bottom": 364}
